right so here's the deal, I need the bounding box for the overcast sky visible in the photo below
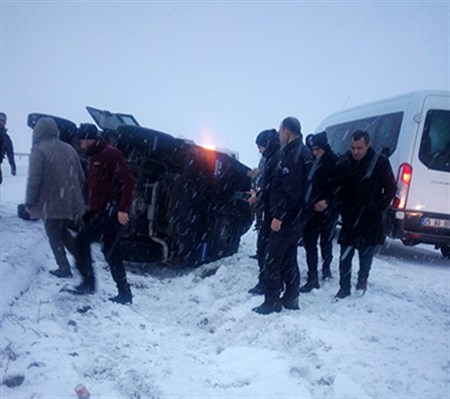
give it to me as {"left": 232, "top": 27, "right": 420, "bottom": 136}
{"left": 1, "top": 1, "right": 449, "bottom": 166}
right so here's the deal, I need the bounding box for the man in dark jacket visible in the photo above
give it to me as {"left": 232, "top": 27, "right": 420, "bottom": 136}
{"left": 0, "top": 112, "right": 16, "bottom": 184}
{"left": 253, "top": 117, "right": 312, "bottom": 314}
{"left": 25, "top": 117, "right": 86, "bottom": 278}
{"left": 247, "top": 128, "right": 280, "bottom": 295}
{"left": 70, "top": 124, "right": 137, "bottom": 304}
{"left": 300, "top": 132, "right": 340, "bottom": 292}
{"left": 334, "top": 130, "right": 397, "bottom": 299}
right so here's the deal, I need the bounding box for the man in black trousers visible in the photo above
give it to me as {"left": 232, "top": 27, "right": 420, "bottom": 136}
{"left": 334, "top": 130, "right": 396, "bottom": 299}
{"left": 253, "top": 117, "right": 312, "bottom": 314}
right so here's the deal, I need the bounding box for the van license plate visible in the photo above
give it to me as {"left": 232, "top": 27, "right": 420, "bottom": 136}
{"left": 421, "top": 217, "right": 450, "bottom": 229}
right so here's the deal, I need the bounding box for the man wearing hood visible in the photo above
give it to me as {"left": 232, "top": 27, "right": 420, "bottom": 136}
{"left": 70, "top": 124, "right": 136, "bottom": 305}
{"left": 247, "top": 128, "right": 280, "bottom": 295}
{"left": 0, "top": 112, "right": 17, "bottom": 185}
{"left": 25, "top": 117, "right": 86, "bottom": 278}
{"left": 334, "top": 130, "right": 396, "bottom": 299}
{"left": 300, "top": 131, "right": 340, "bottom": 293}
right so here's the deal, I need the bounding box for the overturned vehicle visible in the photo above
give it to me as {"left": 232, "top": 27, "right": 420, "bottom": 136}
{"left": 23, "top": 107, "right": 254, "bottom": 267}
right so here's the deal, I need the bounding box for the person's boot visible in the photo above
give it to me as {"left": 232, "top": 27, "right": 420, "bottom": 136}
{"left": 109, "top": 283, "right": 132, "bottom": 304}
{"left": 252, "top": 294, "right": 282, "bottom": 315}
{"left": 248, "top": 282, "right": 264, "bottom": 296}
{"left": 49, "top": 268, "right": 72, "bottom": 278}
{"left": 299, "top": 279, "right": 320, "bottom": 293}
{"left": 322, "top": 269, "right": 332, "bottom": 281}
{"left": 355, "top": 276, "right": 368, "bottom": 296}
{"left": 70, "top": 277, "right": 96, "bottom": 295}
{"left": 281, "top": 295, "right": 300, "bottom": 310}
{"left": 333, "top": 287, "right": 351, "bottom": 301}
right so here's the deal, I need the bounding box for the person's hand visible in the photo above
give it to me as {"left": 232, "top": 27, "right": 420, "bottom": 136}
{"left": 271, "top": 218, "right": 282, "bottom": 232}
{"left": 25, "top": 207, "right": 32, "bottom": 215}
{"left": 118, "top": 211, "right": 130, "bottom": 225}
{"left": 247, "top": 189, "right": 257, "bottom": 204}
{"left": 11, "top": 168, "right": 16, "bottom": 176}
{"left": 314, "top": 199, "right": 328, "bottom": 212}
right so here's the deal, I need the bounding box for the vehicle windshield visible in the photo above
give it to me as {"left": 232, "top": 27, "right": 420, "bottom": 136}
{"left": 419, "top": 109, "right": 450, "bottom": 172}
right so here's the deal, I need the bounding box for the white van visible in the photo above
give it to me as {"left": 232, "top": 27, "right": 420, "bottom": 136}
{"left": 315, "top": 90, "right": 450, "bottom": 257}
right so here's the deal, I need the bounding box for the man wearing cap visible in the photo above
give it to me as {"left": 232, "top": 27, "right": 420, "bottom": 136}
{"left": 247, "top": 128, "right": 280, "bottom": 295}
{"left": 253, "top": 117, "right": 312, "bottom": 314}
{"left": 300, "top": 131, "right": 340, "bottom": 293}
{"left": 25, "top": 117, "right": 86, "bottom": 278}
{"left": 70, "top": 124, "right": 136, "bottom": 304}
{"left": 0, "top": 112, "right": 16, "bottom": 185}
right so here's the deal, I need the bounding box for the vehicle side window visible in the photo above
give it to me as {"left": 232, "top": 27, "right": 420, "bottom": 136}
{"left": 419, "top": 110, "right": 450, "bottom": 172}
{"left": 325, "top": 112, "right": 403, "bottom": 157}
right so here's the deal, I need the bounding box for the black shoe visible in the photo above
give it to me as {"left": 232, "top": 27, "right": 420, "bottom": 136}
{"left": 299, "top": 280, "right": 320, "bottom": 293}
{"left": 70, "top": 281, "right": 95, "bottom": 295}
{"left": 282, "top": 297, "right": 300, "bottom": 310}
{"left": 108, "top": 293, "right": 132, "bottom": 304}
{"left": 248, "top": 283, "right": 264, "bottom": 296}
{"left": 252, "top": 297, "right": 282, "bottom": 315}
{"left": 355, "top": 277, "right": 367, "bottom": 296}
{"left": 322, "top": 270, "right": 332, "bottom": 281}
{"left": 334, "top": 288, "right": 351, "bottom": 300}
{"left": 49, "top": 268, "right": 72, "bottom": 278}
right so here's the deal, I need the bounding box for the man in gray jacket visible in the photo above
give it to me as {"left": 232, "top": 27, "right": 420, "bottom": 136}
{"left": 25, "top": 117, "right": 86, "bottom": 278}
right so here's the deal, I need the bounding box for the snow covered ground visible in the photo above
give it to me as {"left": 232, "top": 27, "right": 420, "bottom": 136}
{"left": 1, "top": 157, "right": 449, "bottom": 399}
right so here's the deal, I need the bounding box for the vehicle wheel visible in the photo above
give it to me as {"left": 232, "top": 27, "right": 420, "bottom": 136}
{"left": 441, "top": 246, "right": 450, "bottom": 259}
{"left": 401, "top": 239, "right": 418, "bottom": 247}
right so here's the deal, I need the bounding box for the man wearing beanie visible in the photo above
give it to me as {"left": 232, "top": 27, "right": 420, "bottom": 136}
{"left": 25, "top": 117, "right": 86, "bottom": 278}
{"left": 70, "top": 123, "right": 136, "bottom": 304}
{"left": 0, "top": 112, "right": 16, "bottom": 185}
{"left": 247, "top": 128, "right": 280, "bottom": 295}
{"left": 253, "top": 117, "right": 312, "bottom": 314}
{"left": 300, "top": 131, "right": 340, "bottom": 293}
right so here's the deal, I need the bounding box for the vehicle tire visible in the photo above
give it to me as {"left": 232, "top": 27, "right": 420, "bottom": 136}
{"left": 440, "top": 245, "right": 450, "bottom": 259}
{"left": 401, "top": 238, "right": 418, "bottom": 247}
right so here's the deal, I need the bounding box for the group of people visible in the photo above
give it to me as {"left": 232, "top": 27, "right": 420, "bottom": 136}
{"left": 23, "top": 117, "right": 136, "bottom": 304}
{"left": 248, "top": 116, "right": 397, "bottom": 314}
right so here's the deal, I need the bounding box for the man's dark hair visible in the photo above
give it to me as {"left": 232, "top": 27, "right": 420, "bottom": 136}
{"left": 351, "top": 130, "right": 371, "bottom": 144}
{"left": 281, "top": 116, "right": 302, "bottom": 138}
{"left": 0, "top": 112, "right": 6, "bottom": 120}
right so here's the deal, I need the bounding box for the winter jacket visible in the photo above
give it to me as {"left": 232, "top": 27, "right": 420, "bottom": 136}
{"left": 0, "top": 128, "right": 16, "bottom": 171}
{"left": 25, "top": 118, "right": 86, "bottom": 220}
{"left": 270, "top": 138, "right": 313, "bottom": 226}
{"left": 258, "top": 141, "right": 281, "bottom": 217}
{"left": 336, "top": 147, "right": 397, "bottom": 247}
{"left": 86, "top": 138, "right": 136, "bottom": 213}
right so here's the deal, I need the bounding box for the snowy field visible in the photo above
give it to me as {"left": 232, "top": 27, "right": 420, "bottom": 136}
{"left": 1, "top": 157, "right": 449, "bottom": 399}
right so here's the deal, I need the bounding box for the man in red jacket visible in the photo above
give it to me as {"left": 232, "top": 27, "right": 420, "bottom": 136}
{"left": 70, "top": 124, "right": 136, "bottom": 304}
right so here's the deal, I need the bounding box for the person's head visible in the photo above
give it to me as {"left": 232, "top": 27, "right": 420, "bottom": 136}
{"left": 77, "top": 123, "right": 100, "bottom": 150}
{"left": 0, "top": 112, "right": 7, "bottom": 130}
{"left": 350, "top": 130, "right": 371, "bottom": 161}
{"left": 306, "top": 131, "right": 329, "bottom": 159}
{"left": 279, "top": 117, "right": 302, "bottom": 146}
{"left": 32, "top": 117, "right": 60, "bottom": 145}
{"left": 255, "top": 128, "right": 279, "bottom": 155}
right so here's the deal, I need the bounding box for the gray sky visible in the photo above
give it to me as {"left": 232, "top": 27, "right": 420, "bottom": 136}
{"left": 1, "top": 0, "right": 449, "bottom": 166}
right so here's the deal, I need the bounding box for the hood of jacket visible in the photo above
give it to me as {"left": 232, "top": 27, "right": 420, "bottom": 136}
{"left": 32, "top": 117, "right": 59, "bottom": 146}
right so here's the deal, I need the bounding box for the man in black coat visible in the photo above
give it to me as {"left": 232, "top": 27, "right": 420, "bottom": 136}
{"left": 335, "top": 130, "right": 397, "bottom": 299}
{"left": 300, "top": 131, "right": 340, "bottom": 293}
{"left": 253, "top": 117, "right": 312, "bottom": 314}
{"left": 0, "top": 113, "right": 16, "bottom": 185}
{"left": 247, "top": 128, "right": 280, "bottom": 295}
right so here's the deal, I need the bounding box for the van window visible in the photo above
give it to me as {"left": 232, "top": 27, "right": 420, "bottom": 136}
{"left": 419, "top": 110, "right": 450, "bottom": 172}
{"left": 325, "top": 112, "right": 403, "bottom": 157}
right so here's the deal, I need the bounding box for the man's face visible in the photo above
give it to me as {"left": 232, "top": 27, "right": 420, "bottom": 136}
{"left": 311, "top": 146, "right": 325, "bottom": 159}
{"left": 351, "top": 137, "right": 370, "bottom": 161}
{"left": 0, "top": 116, "right": 6, "bottom": 130}
{"left": 278, "top": 125, "right": 289, "bottom": 146}
{"left": 79, "top": 139, "right": 97, "bottom": 150}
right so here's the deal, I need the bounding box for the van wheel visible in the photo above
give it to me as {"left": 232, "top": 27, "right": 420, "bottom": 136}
{"left": 440, "top": 246, "right": 450, "bottom": 259}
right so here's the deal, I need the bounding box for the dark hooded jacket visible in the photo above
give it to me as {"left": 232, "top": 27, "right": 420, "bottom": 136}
{"left": 25, "top": 117, "right": 86, "bottom": 220}
{"left": 86, "top": 138, "right": 136, "bottom": 213}
{"left": 336, "top": 146, "right": 397, "bottom": 246}
{"left": 0, "top": 128, "right": 16, "bottom": 171}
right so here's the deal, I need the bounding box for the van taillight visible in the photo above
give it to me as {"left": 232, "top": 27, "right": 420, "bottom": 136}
{"left": 393, "top": 163, "right": 412, "bottom": 209}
